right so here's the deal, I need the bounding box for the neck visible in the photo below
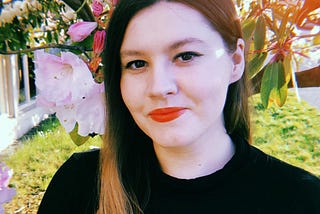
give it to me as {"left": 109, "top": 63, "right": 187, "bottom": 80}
{"left": 153, "top": 132, "right": 235, "bottom": 179}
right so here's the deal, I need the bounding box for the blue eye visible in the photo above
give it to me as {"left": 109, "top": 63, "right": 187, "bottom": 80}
{"left": 125, "top": 60, "right": 146, "bottom": 69}
{"left": 175, "top": 52, "right": 202, "bottom": 62}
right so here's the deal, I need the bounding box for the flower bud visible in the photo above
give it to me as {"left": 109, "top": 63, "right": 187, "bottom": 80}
{"left": 93, "top": 30, "right": 106, "bottom": 55}
{"left": 67, "top": 21, "right": 97, "bottom": 42}
{"left": 92, "top": 0, "right": 104, "bottom": 17}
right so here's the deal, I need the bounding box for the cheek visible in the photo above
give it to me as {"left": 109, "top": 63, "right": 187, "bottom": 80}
{"left": 120, "top": 77, "right": 143, "bottom": 112}
{"left": 120, "top": 78, "right": 132, "bottom": 110}
{"left": 178, "top": 65, "right": 232, "bottom": 111}
{"left": 181, "top": 68, "right": 230, "bottom": 98}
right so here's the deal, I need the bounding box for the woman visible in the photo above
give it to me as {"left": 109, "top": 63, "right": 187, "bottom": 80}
{"left": 38, "top": 0, "right": 320, "bottom": 213}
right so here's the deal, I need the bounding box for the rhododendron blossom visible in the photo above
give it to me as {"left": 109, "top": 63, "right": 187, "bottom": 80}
{"left": 31, "top": 0, "right": 118, "bottom": 141}
{"left": 76, "top": 83, "right": 106, "bottom": 136}
{"left": 92, "top": 0, "right": 104, "bottom": 17}
{"left": 67, "top": 21, "right": 97, "bottom": 42}
{"left": 93, "top": 30, "right": 106, "bottom": 55}
{"left": 34, "top": 50, "right": 97, "bottom": 106}
{"left": 34, "top": 50, "right": 106, "bottom": 136}
{"left": 52, "top": 84, "right": 106, "bottom": 136}
{"left": 0, "top": 163, "right": 16, "bottom": 213}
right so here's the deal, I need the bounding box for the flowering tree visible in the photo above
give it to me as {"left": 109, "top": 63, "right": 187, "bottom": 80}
{"left": 237, "top": 0, "right": 320, "bottom": 108}
{"left": 32, "top": 0, "right": 117, "bottom": 145}
{"left": 0, "top": 0, "right": 319, "bottom": 145}
{"left": 0, "top": 0, "right": 74, "bottom": 53}
{"left": 1, "top": 0, "right": 116, "bottom": 145}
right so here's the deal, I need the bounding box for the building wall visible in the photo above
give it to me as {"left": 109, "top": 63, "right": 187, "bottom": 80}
{"left": 0, "top": 54, "right": 50, "bottom": 152}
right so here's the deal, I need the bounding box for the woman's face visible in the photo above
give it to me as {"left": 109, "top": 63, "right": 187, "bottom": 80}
{"left": 120, "top": 2, "right": 244, "bottom": 149}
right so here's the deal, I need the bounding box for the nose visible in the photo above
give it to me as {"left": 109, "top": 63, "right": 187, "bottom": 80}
{"left": 147, "top": 62, "right": 178, "bottom": 99}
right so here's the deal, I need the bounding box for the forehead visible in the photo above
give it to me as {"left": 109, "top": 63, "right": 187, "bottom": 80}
{"left": 120, "top": 2, "right": 224, "bottom": 52}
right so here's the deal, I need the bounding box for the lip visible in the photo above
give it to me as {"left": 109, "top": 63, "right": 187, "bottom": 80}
{"left": 148, "top": 107, "right": 186, "bottom": 122}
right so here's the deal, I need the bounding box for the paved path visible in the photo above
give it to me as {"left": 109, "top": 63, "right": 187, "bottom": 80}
{"left": 294, "top": 87, "right": 320, "bottom": 110}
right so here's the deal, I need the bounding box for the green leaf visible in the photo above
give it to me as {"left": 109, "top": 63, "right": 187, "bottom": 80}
{"left": 278, "top": 8, "right": 292, "bottom": 41}
{"left": 68, "top": 33, "right": 94, "bottom": 55}
{"left": 254, "top": 16, "right": 266, "bottom": 50}
{"left": 242, "top": 17, "right": 257, "bottom": 42}
{"left": 272, "top": 81, "right": 287, "bottom": 107}
{"left": 69, "top": 123, "right": 90, "bottom": 146}
{"left": 54, "top": 31, "right": 59, "bottom": 43}
{"left": 47, "top": 31, "right": 52, "bottom": 43}
{"left": 260, "top": 62, "right": 287, "bottom": 108}
{"left": 75, "top": 33, "right": 94, "bottom": 50}
{"left": 283, "top": 54, "right": 293, "bottom": 84}
{"left": 247, "top": 52, "right": 268, "bottom": 79}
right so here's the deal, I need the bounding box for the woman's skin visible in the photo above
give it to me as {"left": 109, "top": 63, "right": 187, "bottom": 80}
{"left": 120, "top": 2, "right": 245, "bottom": 179}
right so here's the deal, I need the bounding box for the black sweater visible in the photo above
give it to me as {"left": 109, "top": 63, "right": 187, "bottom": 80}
{"left": 38, "top": 140, "right": 320, "bottom": 214}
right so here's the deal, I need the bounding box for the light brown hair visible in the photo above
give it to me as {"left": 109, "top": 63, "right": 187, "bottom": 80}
{"left": 99, "top": 0, "right": 250, "bottom": 213}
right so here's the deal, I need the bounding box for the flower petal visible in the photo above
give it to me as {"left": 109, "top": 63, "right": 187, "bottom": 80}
{"left": 54, "top": 104, "right": 77, "bottom": 133}
{"left": 92, "top": 0, "right": 104, "bottom": 17}
{"left": 93, "top": 30, "right": 106, "bottom": 55}
{"left": 0, "top": 163, "right": 13, "bottom": 188}
{"left": 34, "top": 50, "right": 97, "bottom": 107}
{"left": 0, "top": 187, "right": 16, "bottom": 204}
{"left": 76, "top": 83, "right": 106, "bottom": 136}
{"left": 60, "top": 52, "right": 97, "bottom": 103}
{"left": 67, "top": 21, "right": 97, "bottom": 42}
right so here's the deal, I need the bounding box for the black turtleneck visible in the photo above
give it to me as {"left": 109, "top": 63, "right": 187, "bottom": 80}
{"left": 38, "top": 139, "right": 320, "bottom": 214}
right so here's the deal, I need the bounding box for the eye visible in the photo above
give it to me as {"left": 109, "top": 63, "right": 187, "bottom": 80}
{"left": 174, "top": 51, "right": 202, "bottom": 63}
{"left": 125, "top": 60, "right": 147, "bottom": 70}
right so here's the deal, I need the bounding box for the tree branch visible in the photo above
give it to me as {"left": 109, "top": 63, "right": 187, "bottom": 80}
{"left": 62, "top": 0, "right": 94, "bottom": 21}
{"left": 0, "top": 44, "right": 92, "bottom": 59}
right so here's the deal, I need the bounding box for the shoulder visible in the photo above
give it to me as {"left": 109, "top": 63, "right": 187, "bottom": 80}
{"left": 248, "top": 145, "right": 318, "bottom": 179}
{"left": 51, "top": 148, "right": 100, "bottom": 181}
{"left": 38, "top": 149, "right": 100, "bottom": 213}
{"left": 66, "top": 148, "right": 100, "bottom": 170}
{"left": 247, "top": 145, "right": 320, "bottom": 212}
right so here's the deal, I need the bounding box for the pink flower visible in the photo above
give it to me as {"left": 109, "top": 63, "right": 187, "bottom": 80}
{"left": 53, "top": 104, "right": 77, "bottom": 133}
{"left": 0, "top": 163, "right": 16, "bottom": 213}
{"left": 52, "top": 84, "right": 106, "bottom": 136}
{"left": 92, "top": 0, "right": 104, "bottom": 17}
{"left": 76, "top": 83, "right": 106, "bottom": 136}
{"left": 93, "top": 30, "right": 106, "bottom": 55}
{"left": 34, "top": 50, "right": 106, "bottom": 136}
{"left": 34, "top": 50, "right": 97, "bottom": 107}
{"left": 67, "top": 21, "right": 97, "bottom": 42}
{"left": 0, "top": 164, "right": 13, "bottom": 189}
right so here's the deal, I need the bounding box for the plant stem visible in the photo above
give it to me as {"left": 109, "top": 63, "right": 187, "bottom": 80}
{"left": 75, "top": 0, "right": 88, "bottom": 14}
{"left": 0, "top": 44, "right": 92, "bottom": 60}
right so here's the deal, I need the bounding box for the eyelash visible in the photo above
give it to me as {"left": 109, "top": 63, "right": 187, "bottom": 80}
{"left": 174, "top": 51, "right": 202, "bottom": 62}
{"left": 125, "top": 60, "right": 147, "bottom": 70}
{"left": 123, "top": 51, "right": 202, "bottom": 71}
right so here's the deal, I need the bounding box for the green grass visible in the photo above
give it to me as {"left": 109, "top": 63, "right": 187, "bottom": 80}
{"left": 2, "top": 91, "right": 320, "bottom": 213}
{"left": 2, "top": 116, "right": 102, "bottom": 213}
{"left": 249, "top": 92, "right": 320, "bottom": 175}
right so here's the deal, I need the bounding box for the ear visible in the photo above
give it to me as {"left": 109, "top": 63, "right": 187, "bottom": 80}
{"left": 229, "top": 39, "right": 245, "bottom": 84}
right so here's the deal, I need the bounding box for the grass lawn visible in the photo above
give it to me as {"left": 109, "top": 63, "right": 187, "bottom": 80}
{"left": 2, "top": 91, "right": 320, "bottom": 213}
{"left": 2, "top": 117, "right": 102, "bottom": 213}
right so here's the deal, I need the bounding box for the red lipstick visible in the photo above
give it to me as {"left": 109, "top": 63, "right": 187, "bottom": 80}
{"left": 148, "top": 107, "right": 186, "bottom": 122}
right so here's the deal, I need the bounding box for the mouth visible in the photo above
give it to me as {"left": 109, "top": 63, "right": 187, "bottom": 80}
{"left": 148, "top": 107, "right": 187, "bottom": 123}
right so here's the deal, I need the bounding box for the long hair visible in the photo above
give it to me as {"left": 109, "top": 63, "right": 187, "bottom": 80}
{"left": 98, "top": 0, "right": 250, "bottom": 213}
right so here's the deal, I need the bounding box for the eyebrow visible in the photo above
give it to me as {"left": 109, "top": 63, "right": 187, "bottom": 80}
{"left": 169, "top": 37, "right": 206, "bottom": 50}
{"left": 120, "top": 50, "right": 145, "bottom": 57}
{"left": 120, "top": 37, "right": 206, "bottom": 57}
